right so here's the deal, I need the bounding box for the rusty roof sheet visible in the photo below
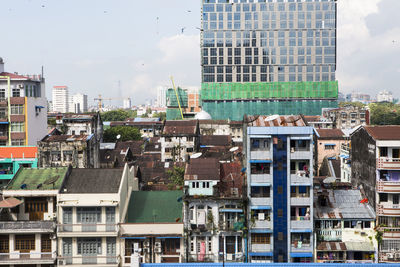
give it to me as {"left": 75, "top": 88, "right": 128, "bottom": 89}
{"left": 43, "top": 134, "right": 90, "bottom": 142}
{"left": 185, "top": 158, "right": 220, "bottom": 181}
{"left": 200, "top": 135, "right": 232, "bottom": 147}
{"left": 365, "top": 126, "right": 400, "bottom": 140}
{"left": 62, "top": 114, "right": 96, "bottom": 120}
{"left": 246, "top": 115, "right": 306, "bottom": 127}
{"left": 163, "top": 120, "right": 198, "bottom": 135}
{"left": 316, "top": 129, "right": 345, "bottom": 139}
{"left": 317, "top": 242, "right": 347, "bottom": 251}
{"left": 303, "top": 115, "right": 321, "bottom": 122}
{"left": 219, "top": 161, "right": 243, "bottom": 197}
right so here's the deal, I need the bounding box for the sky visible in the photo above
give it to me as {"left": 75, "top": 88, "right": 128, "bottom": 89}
{"left": 0, "top": 0, "right": 399, "bottom": 106}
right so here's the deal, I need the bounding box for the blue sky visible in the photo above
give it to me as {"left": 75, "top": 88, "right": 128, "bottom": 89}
{"left": 1, "top": 0, "right": 399, "bottom": 106}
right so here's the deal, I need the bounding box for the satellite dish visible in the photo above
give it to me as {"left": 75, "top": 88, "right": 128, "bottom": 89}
{"left": 116, "top": 134, "right": 121, "bottom": 140}
{"left": 323, "top": 177, "right": 336, "bottom": 184}
{"left": 190, "top": 153, "right": 202, "bottom": 159}
{"left": 229, "top": 147, "right": 239, "bottom": 152}
{"left": 265, "top": 115, "right": 280, "bottom": 122}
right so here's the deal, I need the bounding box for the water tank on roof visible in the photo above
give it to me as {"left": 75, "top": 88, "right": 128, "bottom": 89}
{"left": 195, "top": 110, "right": 212, "bottom": 120}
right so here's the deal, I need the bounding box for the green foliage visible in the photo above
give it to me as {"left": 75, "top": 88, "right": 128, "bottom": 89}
{"left": 48, "top": 118, "right": 57, "bottom": 127}
{"left": 167, "top": 166, "right": 185, "bottom": 188}
{"left": 370, "top": 102, "right": 400, "bottom": 125}
{"left": 103, "top": 126, "right": 142, "bottom": 142}
{"left": 101, "top": 109, "right": 137, "bottom": 122}
{"left": 375, "top": 230, "right": 383, "bottom": 245}
{"left": 338, "top": 101, "right": 365, "bottom": 109}
{"left": 153, "top": 112, "right": 166, "bottom": 121}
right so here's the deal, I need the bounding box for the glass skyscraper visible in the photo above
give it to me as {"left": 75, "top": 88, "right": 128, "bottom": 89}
{"left": 200, "top": 0, "right": 338, "bottom": 120}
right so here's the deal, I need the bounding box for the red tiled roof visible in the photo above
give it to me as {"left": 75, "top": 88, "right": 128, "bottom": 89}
{"left": 316, "top": 129, "right": 345, "bottom": 139}
{"left": 0, "top": 72, "right": 28, "bottom": 79}
{"left": 0, "top": 146, "right": 38, "bottom": 159}
{"left": 246, "top": 115, "right": 306, "bottom": 127}
{"left": 185, "top": 158, "right": 220, "bottom": 181}
{"left": 365, "top": 126, "right": 400, "bottom": 140}
{"left": 163, "top": 120, "right": 197, "bottom": 135}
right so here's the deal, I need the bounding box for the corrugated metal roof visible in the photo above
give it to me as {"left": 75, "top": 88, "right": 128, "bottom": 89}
{"left": 163, "top": 120, "right": 198, "bottom": 135}
{"left": 316, "top": 129, "right": 345, "bottom": 139}
{"left": 246, "top": 115, "right": 306, "bottom": 127}
{"left": 365, "top": 126, "right": 400, "bottom": 140}
{"left": 345, "top": 242, "right": 374, "bottom": 252}
{"left": 185, "top": 158, "right": 220, "bottom": 181}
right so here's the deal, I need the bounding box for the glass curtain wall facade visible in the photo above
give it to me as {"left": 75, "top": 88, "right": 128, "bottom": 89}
{"left": 200, "top": 0, "right": 338, "bottom": 120}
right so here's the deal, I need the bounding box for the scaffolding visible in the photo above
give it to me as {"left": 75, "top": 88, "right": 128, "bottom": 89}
{"left": 201, "top": 81, "right": 338, "bottom": 101}
{"left": 166, "top": 88, "right": 188, "bottom": 108}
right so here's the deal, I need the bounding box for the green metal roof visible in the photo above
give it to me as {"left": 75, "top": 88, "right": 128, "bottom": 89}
{"left": 6, "top": 167, "right": 68, "bottom": 191}
{"left": 126, "top": 191, "right": 183, "bottom": 223}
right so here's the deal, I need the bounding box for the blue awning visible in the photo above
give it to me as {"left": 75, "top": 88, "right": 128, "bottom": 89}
{"left": 0, "top": 122, "right": 8, "bottom": 124}
{"left": 250, "top": 160, "right": 272, "bottom": 164}
{"left": 249, "top": 252, "right": 273, "bottom": 257}
{"left": 250, "top": 183, "right": 271, "bottom": 187}
{"left": 340, "top": 155, "right": 349, "bottom": 159}
{"left": 290, "top": 229, "right": 312, "bottom": 233}
{"left": 251, "top": 205, "right": 271, "bottom": 210}
{"left": 291, "top": 136, "right": 311, "bottom": 140}
{"left": 250, "top": 229, "right": 273, "bottom": 234}
{"left": 219, "top": 208, "right": 243, "bottom": 213}
{"left": 290, "top": 252, "right": 313, "bottom": 258}
{"left": 155, "top": 237, "right": 182, "bottom": 239}
{"left": 324, "top": 143, "right": 336, "bottom": 146}
{"left": 35, "top": 105, "right": 45, "bottom": 109}
{"left": 121, "top": 237, "right": 147, "bottom": 239}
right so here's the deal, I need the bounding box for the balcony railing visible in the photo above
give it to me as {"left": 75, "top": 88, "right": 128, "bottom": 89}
{"left": 251, "top": 197, "right": 272, "bottom": 206}
{"left": 187, "top": 254, "right": 216, "bottom": 262}
{"left": 58, "top": 256, "right": 118, "bottom": 265}
{"left": 291, "top": 242, "right": 312, "bottom": 252}
{"left": 57, "top": 223, "right": 118, "bottom": 233}
{"left": 0, "top": 252, "right": 55, "bottom": 262}
{"left": 290, "top": 197, "right": 311, "bottom": 206}
{"left": 317, "top": 229, "right": 342, "bottom": 241}
{"left": 251, "top": 243, "right": 272, "bottom": 253}
{"left": 0, "top": 221, "right": 55, "bottom": 233}
{"left": 250, "top": 150, "right": 271, "bottom": 160}
{"left": 250, "top": 174, "right": 272, "bottom": 184}
{"left": 377, "top": 180, "right": 400, "bottom": 192}
{"left": 377, "top": 157, "right": 400, "bottom": 169}
{"left": 377, "top": 204, "right": 400, "bottom": 216}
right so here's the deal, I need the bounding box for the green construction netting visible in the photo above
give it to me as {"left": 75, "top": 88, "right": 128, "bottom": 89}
{"left": 202, "top": 99, "right": 338, "bottom": 121}
{"left": 166, "top": 88, "right": 188, "bottom": 108}
{"left": 201, "top": 81, "right": 338, "bottom": 100}
{"left": 166, "top": 108, "right": 183, "bottom": 120}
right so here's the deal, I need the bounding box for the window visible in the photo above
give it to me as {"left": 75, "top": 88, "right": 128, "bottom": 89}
{"left": 187, "top": 148, "right": 194, "bottom": 153}
{"left": 324, "top": 144, "right": 335, "bottom": 150}
{"left": 162, "top": 238, "right": 180, "bottom": 254}
{"left": 12, "top": 88, "right": 20, "bottom": 97}
{"left": 250, "top": 163, "right": 270, "bottom": 174}
{"left": 25, "top": 198, "right": 48, "bottom": 213}
{"left": 41, "top": 234, "right": 51, "bottom": 252}
{"left": 77, "top": 207, "right": 101, "bottom": 223}
{"left": 0, "top": 89, "right": 5, "bottom": 100}
{"left": 63, "top": 151, "right": 73, "bottom": 162}
{"left": 11, "top": 122, "right": 24, "bottom": 132}
{"left": 15, "top": 235, "right": 35, "bottom": 251}
{"left": 380, "top": 147, "right": 388, "bottom": 157}
{"left": 251, "top": 186, "right": 270, "bottom": 198}
{"left": 251, "top": 234, "right": 270, "bottom": 244}
{"left": 11, "top": 139, "right": 25, "bottom": 146}
{"left": 0, "top": 235, "right": 9, "bottom": 253}
{"left": 380, "top": 193, "right": 388, "bottom": 202}
{"left": 10, "top": 104, "right": 24, "bottom": 115}
{"left": 278, "top": 209, "right": 283, "bottom": 218}
{"left": 51, "top": 151, "right": 61, "bottom": 161}
{"left": 77, "top": 238, "right": 102, "bottom": 255}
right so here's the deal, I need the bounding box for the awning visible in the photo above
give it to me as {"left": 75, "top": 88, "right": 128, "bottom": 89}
{"left": 0, "top": 197, "right": 23, "bottom": 208}
{"left": 250, "top": 160, "right": 272, "bottom": 164}
{"left": 345, "top": 242, "right": 374, "bottom": 251}
{"left": 250, "top": 135, "right": 271, "bottom": 139}
{"left": 219, "top": 208, "right": 243, "bottom": 213}
{"left": 249, "top": 229, "right": 273, "bottom": 234}
{"left": 121, "top": 237, "right": 147, "bottom": 239}
{"left": 324, "top": 143, "right": 336, "bottom": 146}
{"left": 0, "top": 122, "right": 9, "bottom": 124}
{"left": 251, "top": 205, "right": 271, "bottom": 210}
{"left": 291, "top": 136, "right": 311, "bottom": 140}
{"left": 35, "top": 105, "right": 45, "bottom": 109}
{"left": 155, "top": 237, "right": 182, "bottom": 239}
{"left": 290, "top": 229, "right": 312, "bottom": 233}
{"left": 290, "top": 252, "right": 313, "bottom": 258}
{"left": 340, "top": 155, "right": 350, "bottom": 159}
{"left": 249, "top": 252, "right": 273, "bottom": 257}
{"left": 250, "top": 183, "right": 271, "bottom": 187}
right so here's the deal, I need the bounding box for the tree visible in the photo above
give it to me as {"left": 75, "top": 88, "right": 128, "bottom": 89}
{"left": 153, "top": 112, "right": 166, "bottom": 121}
{"left": 338, "top": 101, "right": 365, "bottom": 109}
{"left": 370, "top": 103, "right": 400, "bottom": 125}
{"left": 167, "top": 166, "right": 185, "bottom": 190}
{"left": 101, "top": 109, "right": 130, "bottom": 121}
{"left": 103, "top": 126, "right": 142, "bottom": 142}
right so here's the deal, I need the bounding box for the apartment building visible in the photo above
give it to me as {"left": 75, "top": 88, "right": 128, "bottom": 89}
{"left": 199, "top": 120, "right": 243, "bottom": 143}
{"left": 322, "top": 106, "right": 369, "bottom": 130}
{"left": 0, "top": 58, "right": 47, "bottom": 146}
{"left": 0, "top": 167, "right": 70, "bottom": 266}
{"left": 60, "top": 113, "right": 103, "bottom": 143}
{"left": 52, "top": 86, "right": 69, "bottom": 113}
{"left": 183, "top": 159, "right": 245, "bottom": 263}
{"left": 314, "top": 181, "right": 377, "bottom": 263}
{"left": 245, "top": 115, "right": 314, "bottom": 263}
{"left": 160, "top": 120, "right": 199, "bottom": 162}
{"left": 57, "top": 166, "right": 132, "bottom": 266}
{"left": 351, "top": 126, "right": 400, "bottom": 263}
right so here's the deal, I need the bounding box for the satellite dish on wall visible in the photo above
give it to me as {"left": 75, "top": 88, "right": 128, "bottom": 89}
{"left": 190, "top": 153, "right": 202, "bottom": 159}
{"left": 229, "top": 147, "right": 239, "bottom": 152}
{"left": 116, "top": 134, "right": 121, "bottom": 140}
{"left": 265, "top": 115, "right": 279, "bottom": 122}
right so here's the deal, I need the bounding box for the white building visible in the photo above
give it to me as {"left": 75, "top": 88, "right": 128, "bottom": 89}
{"left": 156, "top": 86, "right": 167, "bottom": 107}
{"left": 377, "top": 90, "right": 394, "bottom": 103}
{"left": 123, "top": 98, "right": 131, "bottom": 110}
{"left": 71, "top": 93, "right": 88, "bottom": 113}
{"left": 52, "top": 86, "right": 69, "bottom": 113}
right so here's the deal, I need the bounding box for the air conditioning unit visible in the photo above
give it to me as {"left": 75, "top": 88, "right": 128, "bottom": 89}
{"left": 58, "top": 259, "right": 66, "bottom": 265}
{"left": 50, "top": 234, "right": 57, "bottom": 240}
{"left": 226, "top": 254, "right": 233, "bottom": 261}
{"left": 143, "top": 248, "right": 150, "bottom": 254}
{"left": 155, "top": 241, "right": 161, "bottom": 248}
{"left": 231, "top": 188, "right": 239, "bottom": 197}
{"left": 395, "top": 253, "right": 400, "bottom": 259}
{"left": 387, "top": 253, "right": 394, "bottom": 259}
{"left": 144, "top": 241, "right": 150, "bottom": 247}
{"left": 155, "top": 247, "right": 162, "bottom": 253}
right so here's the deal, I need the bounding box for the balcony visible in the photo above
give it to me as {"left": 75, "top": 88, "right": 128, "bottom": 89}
{"left": 382, "top": 229, "right": 400, "bottom": 239}
{"left": 290, "top": 218, "right": 312, "bottom": 229}
{"left": 317, "top": 229, "right": 342, "bottom": 241}
{"left": 251, "top": 197, "right": 272, "bottom": 206}
{"left": 0, "top": 221, "right": 55, "bottom": 233}
{"left": 58, "top": 256, "right": 119, "bottom": 265}
{"left": 250, "top": 174, "right": 272, "bottom": 184}
{"left": 377, "top": 204, "right": 400, "bottom": 216}
{"left": 377, "top": 158, "right": 400, "bottom": 170}
{"left": 290, "top": 172, "right": 311, "bottom": 185}
{"left": 291, "top": 242, "right": 312, "bottom": 252}
{"left": 0, "top": 252, "right": 56, "bottom": 265}
{"left": 250, "top": 150, "right": 271, "bottom": 160}
{"left": 253, "top": 220, "right": 272, "bottom": 229}
{"left": 290, "top": 148, "right": 311, "bottom": 160}
{"left": 290, "top": 197, "right": 311, "bottom": 206}
{"left": 251, "top": 243, "right": 272, "bottom": 253}
{"left": 57, "top": 224, "right": 118, "bottom": 236}
{"left": 187, "top": 254, "right": 216, "bottom": 262}
{"left": 341, "top": 143, "right": 350, "bottom": 154}
{"left": 377, "top": 180, "right": 400, "bottom": 192}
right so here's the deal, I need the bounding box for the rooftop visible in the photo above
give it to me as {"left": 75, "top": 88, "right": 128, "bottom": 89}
{"left": 61, "top": 168, "right": 123, "bottom": 194}
{"left": 62, "top": 113, "right": 97, "bottom": 121}
{"left": 200, "top": 135, "right": 232, "bottom": 147}
{"left": 364, "top": 126, "right": 400, "bottom": 140}
{"left": 314, "top": 189, "right": 375, "bottom": 220}
{"left": 163, "top": 120, "right": 198, "bottom": 135}
{"left": 0, "top": 72, "right": 28, "bottom": 80}
{"left": 315, "top": 129, "right": 345, "bottom": 139}
{"left": 246, "top": 115, "right": 307, "bottom": 127}
{"left": 42, "top": 134, "right": 92, "bottom": 142}
{"left": 6, "top": 167, "right": 68, "bottom": 191}
{"left": 126, "top": 190, "right": 183, "bottom": 223}
{"left": 0, "top": 146, "right": 38, "bottom": 159}
{"left": 185, "top": 158, "right": 220, "bottom": 181}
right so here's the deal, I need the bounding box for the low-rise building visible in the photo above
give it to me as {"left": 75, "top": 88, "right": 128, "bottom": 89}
{"left": 120, "top": 190, "right": 184, "bottom": 264}
{"left": 57, "top": 166, "right": 133, "bottom": 266}
{"left": 0, "top": 167, "right": 70, "bottom": 266}
{"left": 322, "top": 106, "right": 369, "bottom": 130}
{"left": 198, "top": 120, "right": 243, "bottom": 143}
{"left": 0, "top": 146, "right": 38, "bottom": 187}
{"left": 60, "top": 113, "right": 103, "bottom": 143}
{"left": 161, "top": 120, "right": 199, "bottom": 162}
{"left": 304, "top": 116, "right": 333, "bottom": 129}
{"left": 314, "top": 183, "right": 377, "bottom": 263}
{"left": 38, "top": 129, "right": 99, "bottom": 168}
{"left": 110, "top": 118, "right": 163, "bottom": 138}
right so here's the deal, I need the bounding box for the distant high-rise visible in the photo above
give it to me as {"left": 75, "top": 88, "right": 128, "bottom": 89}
{"left": 123, "top": 97, "right": 132, "bottom": 109}
{"left": 52, "top": 86, "right": 69, "bottom": 113}
{"left": 72, "top": 93, "right": 88, "bottom": 113}
{"left": 201, "top": 0, "right": 338, "bottom": 120}
{"left": 157, "top": 86, "right": 167, "bottom": 107}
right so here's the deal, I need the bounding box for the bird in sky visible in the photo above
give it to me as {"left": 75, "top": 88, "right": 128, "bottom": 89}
{"left": 181, "top": 27, "right": 186, "bottom": 34}
{"left": 187, "top": 10, "right": 192, "bottom": 12}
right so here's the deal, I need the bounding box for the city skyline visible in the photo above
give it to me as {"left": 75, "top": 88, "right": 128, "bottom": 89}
{"left": 0, "top": 0, "right": 399, "bottom": 106}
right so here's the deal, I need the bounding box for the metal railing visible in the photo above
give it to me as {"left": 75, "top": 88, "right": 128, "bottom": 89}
{"left": 57, "top": 223, "right": 118, "bottom": 233}
{"left": 58, "top": 255, "right": 119, "bottom": 265}
{"left": 0, "top": 221, "right": 55, "bottom": 232}
{"left": 0, "top": 252, "right": 55, "bottom": 261}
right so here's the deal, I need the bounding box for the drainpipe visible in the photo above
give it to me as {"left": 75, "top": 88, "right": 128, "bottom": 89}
{"left": 244, "top": 237, "right": 248, "bottom": 263}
